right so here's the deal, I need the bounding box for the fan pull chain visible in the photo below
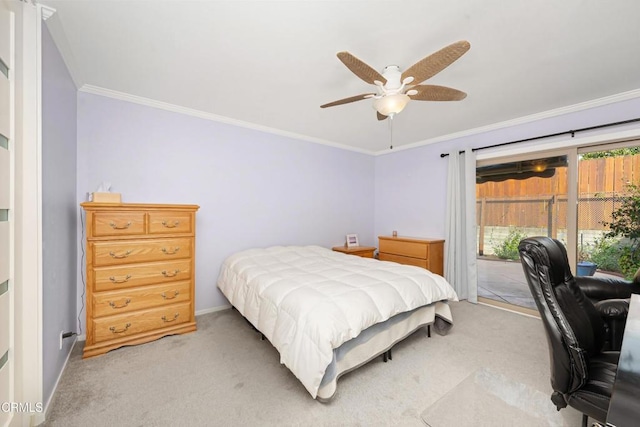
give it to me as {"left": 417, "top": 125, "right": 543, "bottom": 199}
{"left": 388, "top": 115, "right": 394, "bottom": 150}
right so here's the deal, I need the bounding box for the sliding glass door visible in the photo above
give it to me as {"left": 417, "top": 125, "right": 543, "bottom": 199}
{"left": 475, "top": 140, "right": 640, "bottom": 312}
{"left": 476, "top": 153, "right": 569, "bottom": 312}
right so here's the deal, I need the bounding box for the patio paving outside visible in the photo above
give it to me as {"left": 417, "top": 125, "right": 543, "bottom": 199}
{"left": 477, "top": 257, "right": 621, "bottom": 310}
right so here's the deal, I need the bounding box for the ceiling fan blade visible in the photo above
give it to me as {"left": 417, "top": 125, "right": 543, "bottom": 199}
{"left": 409, "top": 85, "right": 467, "bottom": 101}
{"left": 401, "top": 40, "right": 470, "bottom": 85}
{"left": 337, "top": 52, "right": 387, "bottom": 85}
{"left": 377, "top": 112, "right": 388, "bottom": 121}
{"left": 320, "top": 93, "right": 375, "bottom": 108}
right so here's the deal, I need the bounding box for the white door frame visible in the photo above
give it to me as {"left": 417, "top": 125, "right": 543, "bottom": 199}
{"left": 5, "top": 1, "right": 44, "bottom": 426}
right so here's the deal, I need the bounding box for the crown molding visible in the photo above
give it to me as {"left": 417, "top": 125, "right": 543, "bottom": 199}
{"left": 41, "top": 12, "right": 84, "bottom": 89}
{"left": 78, "top": 85, "right": 375, "bottom": 155}
{"left": 77, "top": 83, "right": 640, "bottom": 157}
{"left": 374, "top": 88, "right": 640, "bottom": 156}
{"left": 39, "top": 4, "right": 55, "bottom": 20}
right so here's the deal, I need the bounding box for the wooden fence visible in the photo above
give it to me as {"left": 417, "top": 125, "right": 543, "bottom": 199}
{"left": 477, "top": 155, "right": 640, "bottom": 199}
{"left": 476, "top": 155, "right": 640, "bottom": 255}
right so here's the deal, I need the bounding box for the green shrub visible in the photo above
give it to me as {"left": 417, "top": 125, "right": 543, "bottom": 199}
{"left": 589, "top": 236, "right": 621, "bottom": 272}
{"left": 618, "top": 245, "right": 640, "bottom": 280}
{"left": 589, "top": 236, "right": 640, "bottom": 279}
{"left": 600, "top": 182, "right": 640, "bottom": 279}
{"left": 492, "top": 228, "right": 527, "bottom": 260}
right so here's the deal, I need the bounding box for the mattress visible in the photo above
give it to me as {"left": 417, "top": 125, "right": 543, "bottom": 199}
{"left": 216, "top": 245, "right": 458, "bottom": 398}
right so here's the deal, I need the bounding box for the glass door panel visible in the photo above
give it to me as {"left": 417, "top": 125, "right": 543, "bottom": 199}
{"left": 476, "top": 155, "right": 568, "bottom": 310}
{"left": 577, "top": 145, "right": 640, "bottom": 280}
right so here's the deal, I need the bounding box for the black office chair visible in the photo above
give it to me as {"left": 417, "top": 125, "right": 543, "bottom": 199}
{"left": 518, "top": 236, "right": 625, "bottom": 426}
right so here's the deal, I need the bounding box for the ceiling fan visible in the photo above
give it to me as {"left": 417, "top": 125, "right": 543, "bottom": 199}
{"left": 320, "top": 40, "right": 470, "bottom": 121}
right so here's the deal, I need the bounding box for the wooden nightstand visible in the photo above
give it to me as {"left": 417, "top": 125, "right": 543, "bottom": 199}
{"left": 378, "top": 236, "right": 444, "bottom": 275}
{"left": 332, "top": 245, "right": 377, "bottom": 259}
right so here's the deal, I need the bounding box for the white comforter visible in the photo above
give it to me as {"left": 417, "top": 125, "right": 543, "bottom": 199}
{"left": 217, "top": 245, "right": 458, "bottom": 398}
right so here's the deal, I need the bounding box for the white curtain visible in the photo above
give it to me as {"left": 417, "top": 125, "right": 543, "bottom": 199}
{"left": 445, "top": 148, "right": 478, "bottom": 303}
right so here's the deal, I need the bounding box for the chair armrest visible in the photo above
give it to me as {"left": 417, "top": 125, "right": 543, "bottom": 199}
{"left": 593, "top": 298, "right": 629, "bottom": 351}
{"left": 593, "top": 298, "right": 629, "bottom": 319}
{"left": 575, "top": 276, "right": 640, "bottom": 301}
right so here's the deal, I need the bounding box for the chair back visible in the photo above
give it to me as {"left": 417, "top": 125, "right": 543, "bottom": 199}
{"left": 518, "top": 237, "right": 606, "bottom": 395}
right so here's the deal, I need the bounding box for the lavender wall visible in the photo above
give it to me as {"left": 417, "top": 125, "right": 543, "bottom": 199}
{"left": 42, "top": 25, "right": 78, "bottom": 405}
{"left": 77, "top": 93, "right": 375, "bottom": 319}
{"left": 374, "top": 97, "right": 640, "bottom": 242}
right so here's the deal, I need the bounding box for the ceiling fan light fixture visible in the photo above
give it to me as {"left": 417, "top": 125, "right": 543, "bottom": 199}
{"left": 373, "top": 94, "right": 410, "bottom": 116}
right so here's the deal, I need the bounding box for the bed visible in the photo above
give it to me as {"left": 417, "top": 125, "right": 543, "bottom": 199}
{"left": 216, "top": 245, "right": 458, "bottom": 401}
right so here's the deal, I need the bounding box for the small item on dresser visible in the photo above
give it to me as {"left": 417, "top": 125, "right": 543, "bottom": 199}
{"left": 346, "top": 233, "right": 359, "bottom": 248}
{"left": 392, "top": 230, "right": 397, "bottom": 237}
{"left": 91, "top": 192, "right": 122, "bottom": 203}
{"left": 90, "top": 181, "right": 122, "bottom": 203}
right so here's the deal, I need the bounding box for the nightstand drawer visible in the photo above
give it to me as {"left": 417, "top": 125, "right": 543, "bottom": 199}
{"left": 379, "top": 253, "right": 428, "bottom": 269}
{"left": 378, "top": 236, "right": 444, "bottom": 275}
{"left": 92, "top": 281, "right": 191, "bottom": 318}
{"left": 92, "top": 211, "right": 147, "bottom": 237}
{"left": 92, "top": 238, "right": 192, "bottom": 267}
{"left": 148, "top": 211, "right": 193, "bottom": 234}
{"left": 93, "top": 259, "right": 192, "bottom": 292}
{"left": 92, "top": 302, "right": 191, "bottom": 343}
{"left": 379, "top": 239, "right": 428, "bottom": 259}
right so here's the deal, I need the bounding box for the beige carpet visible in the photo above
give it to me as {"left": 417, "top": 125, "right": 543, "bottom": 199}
{"left": 421, "top": 368, "right": 566, "bottom": 427}
{"left": 43, "top": 302, "right": 583, "bottom": 426}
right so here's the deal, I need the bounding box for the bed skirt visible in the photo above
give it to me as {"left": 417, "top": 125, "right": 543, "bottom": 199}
{"left": 316, "top": 301, "right": 453, "bottom": 401}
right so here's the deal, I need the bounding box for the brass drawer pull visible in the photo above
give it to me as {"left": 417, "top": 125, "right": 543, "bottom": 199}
{"left": 109, "top": 221, "right": 131, "bottom": 230}
{"left": 161, "top": 247, "right": 180, "bottom": 255}
{"left": 109, "top": 323, "right": 131, "bottom": 334}
{"left": 161, "top": 290, "right": 179, "bottom": 300}
{"left": 108, "top": 298, "right": 131, "bottom": 309}
{"left": 162, "top": 313, "right": 179, "bottom": 323}
{"left": 161, "top": 220, "right": 180, "bottom": 229}
{"left": 161, "top": 270, "right": 180, "bottom": 278}
{"left": 109, "top": 250, "right": 132, "bottom": 259}
{"left": 109, "top": 274, "right": 132, "bottom": 283}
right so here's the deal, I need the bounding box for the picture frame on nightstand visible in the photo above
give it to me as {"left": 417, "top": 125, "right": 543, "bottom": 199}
{"left": 346, "top": 233, "right": 359, "bottom": 248}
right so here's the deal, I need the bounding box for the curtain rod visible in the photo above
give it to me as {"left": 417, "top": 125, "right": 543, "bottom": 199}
{"left": 439, "top": 117, "right": 640, "bottom": 158}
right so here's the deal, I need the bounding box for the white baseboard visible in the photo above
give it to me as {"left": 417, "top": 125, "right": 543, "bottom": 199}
{"left": 196, "top": 304, "right": 231, "bottom": 316}
{"left": 42, "top": 336, "right": 79, "bottom": 423}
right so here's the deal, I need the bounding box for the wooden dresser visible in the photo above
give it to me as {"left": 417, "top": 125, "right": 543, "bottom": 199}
{"left": 81, "top": 202, "right": 199, "bottom": 358}
{"left": 378, "top": 236, "right": 444, "bottom": 275}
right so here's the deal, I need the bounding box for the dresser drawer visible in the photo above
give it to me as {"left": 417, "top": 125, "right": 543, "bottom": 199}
{"left": 92, "top": 238, "right": 192, "bottom": 267}
{"left": 93, "top": 259, "right": 192, "bottom": 292}
{"left": 148, "top": 211, "right": 193, "bottom": 234}
{"left": 92, "top": 211, "right": 146, "bottom": 237}
{"left": 379, "top": 253, "right": 429, "bottom": 269}
{"left": 379, "top": 239, "right": 428, "bottom": 259}
{"left": 92, "top": 281, "right": 191, "bottom": 318}
{"left": 92, "top": 302, "right": 191, "bottom": 344}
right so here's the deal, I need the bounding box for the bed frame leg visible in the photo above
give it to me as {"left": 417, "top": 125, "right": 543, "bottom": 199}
{"left": 261, "top": 333, "right": 265, "bottom": 341}
{"left": 383, "top": 352, "right": 388, "bottom": 363}
{"left": 427, "top": 325, "right": 431, "bottom": 337}
{"left": 388, "top": 349, "right": 392, "bottom": 360}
